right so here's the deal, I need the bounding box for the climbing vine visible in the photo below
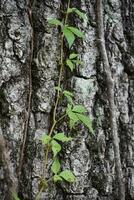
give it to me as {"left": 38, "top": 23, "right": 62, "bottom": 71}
{"left": 35, "top": 0, "right": 93, "bottom": 199}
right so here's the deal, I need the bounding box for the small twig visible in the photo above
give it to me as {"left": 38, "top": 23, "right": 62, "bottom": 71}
{"left": 96, "top": 1, "right": 125, "bottom": 200}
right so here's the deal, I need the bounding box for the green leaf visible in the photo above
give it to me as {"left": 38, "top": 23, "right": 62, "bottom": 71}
{"left": 48, "top": 18, "right": 62, "bottom": 26}
{"left": 59, "top": 170, "right": 75, "bottom": 182}
{"left": 66, "top": 110, "right": 79, "bottom": 129}
{"left": 72, "top": 105, "right": 87, "bottom": 113}
{"left": 41, "top": 134, "right": 51, "bottom": 145}
{"left": 12, "top": 193, "right": 21, "bottom": 200}
{"left": 63, "top": 90, "right": 74, "bottom": 97}
{"left": 66, "top": 59, "right": 75, "bottom": 71}
{"left": 67, "top": 27, "right": 84, "bottom": 38}
{"left": 51, "top": 157, "right": 61, "bottom": 174}
{"left": 53, "top": 175, "right": 63, "bottom": 182}
{"left": 77, "top": 114, "right": 93, "bottom": 133}
{"left": 67, "top": 7, "right": 86, "bottom": 21}
{"left": 62, "top": 27, "right": 75, "bottom": 48}
{"left": 63, "top": 90, "right": 74, "bottom": 104}
{"left": 69, "top": 53, "right": 78, "bottom": 59}
{"left": 51, "top": 140, "right": 61, "bottom": 157}
{"left": 67, "top": 7, "right": 76, "bottom": 14}
{"left": 53, "top": 133, "right": 72, "bottom": 142}
{"left": 54, "top": 86, "right": 62, "bottom": 92}
{"left": 74, "top": 9, "right": 86, "bottom": 20}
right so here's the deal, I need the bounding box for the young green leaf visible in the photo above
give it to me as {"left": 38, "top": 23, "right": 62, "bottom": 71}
{"left": 48, "top": 18, "right": 62, "bottom": 26}
{"left": 53, "top": 175, "right": 63, "bottom": 182}
{"left": 12, "top": 193, "right": 21, "bottom": 200}
{"left": 66, "top": 59, "right": 74, "bottom": 71}
{"left": 63, "top": 90, "right": 74, "bottom": 104}
{"left": 69, "top": 53, "right": 78, "bottom": 59}
{"left": 66, "top": 109, "right": 79, "bottom": 129}
{"left": 53, "top": 133, "right": 72, "bottom": 142}
{"left": 51, "top": 140, "right": 61, "bottom": 157}
{"left": 67, "top": 27, "right": 84, "bottom": 38}
{"left": 41, "top": 135, "right": 51, "bottom": 145}
{"left": 63, "top": 90, "right": 74, "bottom": 97}
{"left": 67, "top": 7, "right": 76, "bottom": 14}
{"left": 77, "top": 114, "right": 93, "bottom": 133}
{"left": 67, "top": 7, "right": 86, "bottom": 21}
{"left": 59, "top": 170, "right": 75, "bottom": 182}
{"left": 74, "top": 9, "right": 86, "bottom": 20}
{"left": 54, "top": 86, "right": 62, "bottom": 92}
{"left": 51, "top": 157, "right": 61, "bottom": 174}
{"left": 62, "top": 27, "right": 75, "bottom": 48}
{"left": 72, "top": 105, "right": 87, "bottom": 113}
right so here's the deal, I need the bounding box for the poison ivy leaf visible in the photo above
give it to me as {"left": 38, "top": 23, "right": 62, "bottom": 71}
{"left": 12, "top": 193, "right": 21, "bottom": 200}
{"left": 67, "top": 27, "right": 84, "bottom": 38}
{"left": 51, "top": 140, "right": 61, "bottom": 157}
{"left": 48, "top": 18, "right": 62, "bottom": 26}
{"left": 63, "top": 90, "right": 74, "bottom": 97}
{"left": 53, "top": 133, "right": 72, "bottom": 142}
{"left": 67, "top": 110, "right": 79, "bottom": 122}
{"left": 74, "top": 9, "right": 86, "bottom": 20}
{"left": 53, "top": 175, "right": 63, "bottom": 182}
{"left": 72, "top": 105, "right": 87, "bottom": 113}
{"left": 67, "top": 7, "right": 86, "bottom": 21}
{"left": 54, "top": 86, "right": 62, "bottom": 92}
{"left": 67, "top": 110, "right": 79, "bottom": 129}
{"left": 63, "top": 90, "right": 74, "bottom": 104}
{"left": 67, "top": 7, "right": 75, "bottom": 13}
{"left": 62, "top": 27, "right": 75, "bottom": 48}
{"left": 77, "top": 113, "right": 93, "bottom": 133}
{"left": 41, "top": 135, "right": 51, "bottom": 145}
{"left": 66, "top": 59, "right": 74, "bottom": 71}
{"left": 59, "top": 170, "right": 75, "bottom": 182}
{"left": 51, "top": 157, "right": 61, "bottom": 174}
{"left": 69, "top": 53, "right": 78, "bottom": 59}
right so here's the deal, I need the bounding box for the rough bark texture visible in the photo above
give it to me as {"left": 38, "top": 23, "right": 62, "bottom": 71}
{"left": 0, "top": 0, "right": 134, "bottom": 200}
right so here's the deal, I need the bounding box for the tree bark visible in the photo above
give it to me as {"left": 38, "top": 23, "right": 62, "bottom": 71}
{"left": 0, "top": 0, "right": 134, "bottom": 200}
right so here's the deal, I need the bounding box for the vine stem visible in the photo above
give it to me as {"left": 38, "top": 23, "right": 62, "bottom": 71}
{"left": 36, "top": 0, "right": 71, "bottom": 198}
{"left": 96, "top": 0, "right": 125, "bottom": 199}
{"left": 43, "top": 0, "right": 71, "bottom": 173}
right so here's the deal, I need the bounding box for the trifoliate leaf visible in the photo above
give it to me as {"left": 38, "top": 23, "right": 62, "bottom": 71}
{"left": 59, "top": 170, "right": 75, "bottom": 182}
{"left": 48, "top": 18, "right": 62, "bottom": 26}
{"left": 62, "top": 27, "right": 75, "bottom": 48}
{"left": 66, "top": 59, "right": 75, "bottom": 71}
{"left": 67, "top": 27, "right": 84, "bottom": 38}
{"left": 41, "top": 134, "right": 51, "bottom": 145}
{"left": 72, "top": 105, "right": 87, "bottom": 113}
{"left": 77, "top": 114, "right": 93, "bottom": 133}
{"left": 51, "top": 140, "right": 61, "bottom": 157}
{"left": 51, "top": 157, "right": 61, "bottom": 174}
{"left": 53, "top": 133, "right": 72, "bottom": 142}
{"left": 53, "top": 175, "right": 63, "bottom": 182}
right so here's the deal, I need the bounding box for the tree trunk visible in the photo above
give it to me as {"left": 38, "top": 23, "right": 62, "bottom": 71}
{"left": 0, "top": 0, "right": 134, "bottom": 199}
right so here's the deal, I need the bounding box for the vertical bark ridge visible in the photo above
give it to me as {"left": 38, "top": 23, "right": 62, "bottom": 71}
{"left": 96, "top": 0, "right": 125, "bottom": 199}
